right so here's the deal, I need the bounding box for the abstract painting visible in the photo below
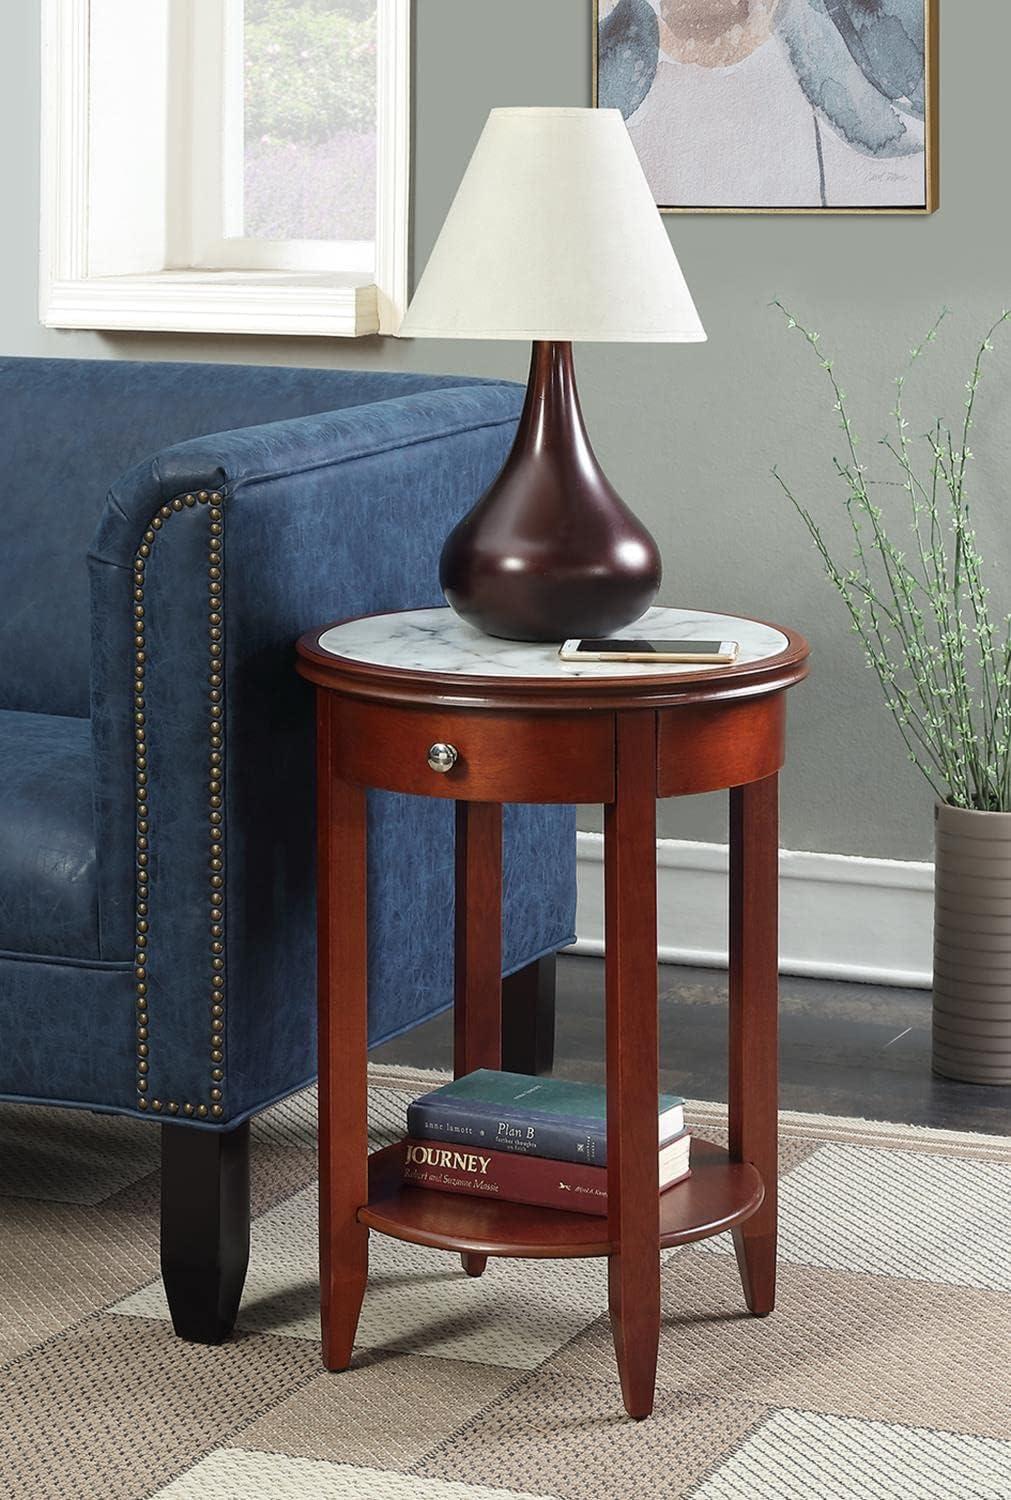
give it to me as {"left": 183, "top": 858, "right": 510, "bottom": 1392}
{"left": 594, "top": 0, "right": 938, "bottom": 212}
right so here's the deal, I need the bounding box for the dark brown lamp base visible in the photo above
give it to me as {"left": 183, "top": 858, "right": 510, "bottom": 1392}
{"left": 440, "top": 341, "right": 662, "bottom": 642}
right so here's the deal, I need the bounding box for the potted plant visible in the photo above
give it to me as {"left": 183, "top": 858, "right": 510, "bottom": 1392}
{"left": 774, "top": 305, "right": 1011, "bottom": 1084}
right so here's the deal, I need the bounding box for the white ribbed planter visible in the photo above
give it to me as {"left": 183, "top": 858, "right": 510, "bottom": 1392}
{"left": 933, "top": 801, "right": 1011, "bottom": 1084}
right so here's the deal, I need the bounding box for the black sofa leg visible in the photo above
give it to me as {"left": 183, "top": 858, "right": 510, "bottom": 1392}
{"left": 501, "top": 953, "right": 557, "bottom": 1076}
{"left": 161, "top": 1120, "right": 250, "bottom": 1344}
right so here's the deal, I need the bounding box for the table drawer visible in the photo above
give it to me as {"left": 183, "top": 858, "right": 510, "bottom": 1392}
{"left": 327, "top": 697, "right": 615, "bottom": 803}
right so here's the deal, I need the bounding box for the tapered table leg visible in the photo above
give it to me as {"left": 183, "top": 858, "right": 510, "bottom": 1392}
{"left": 605, "top": 712, "right": 660, "bottom": 1420}
{"left": 728, "top": 773, "right": 780, "bottom": 1316}
{"left": 455, "top": 800, "right": 503, "bottom": 1276}
{"left": 317, "top": 695, "right": 369, "bottom": 1369}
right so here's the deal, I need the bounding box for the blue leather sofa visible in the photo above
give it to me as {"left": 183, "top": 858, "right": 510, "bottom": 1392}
{"left": 0, "top": 356, "right": 576, "bottom": 1339}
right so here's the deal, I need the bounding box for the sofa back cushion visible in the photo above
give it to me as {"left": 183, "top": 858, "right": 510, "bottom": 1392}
{"left": 0, "top": 358, "right": 496, "bottom": 716}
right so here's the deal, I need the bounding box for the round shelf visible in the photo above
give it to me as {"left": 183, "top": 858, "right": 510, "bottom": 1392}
{"left": 359, "top": 1138, "right": 764, "bottom": 1259}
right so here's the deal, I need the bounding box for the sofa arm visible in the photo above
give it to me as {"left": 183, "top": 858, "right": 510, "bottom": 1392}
{"left": 87, "top": 382, "right": 525, "bottom": 1120}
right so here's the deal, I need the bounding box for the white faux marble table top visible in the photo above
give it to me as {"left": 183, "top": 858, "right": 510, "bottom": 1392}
{"left": 316, "top": 606, "right": 789, "bottom": 680}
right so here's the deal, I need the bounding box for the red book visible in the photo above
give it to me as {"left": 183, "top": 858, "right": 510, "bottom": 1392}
{"left": 401, "top": 1133, "right": 691, "bottom": 1217}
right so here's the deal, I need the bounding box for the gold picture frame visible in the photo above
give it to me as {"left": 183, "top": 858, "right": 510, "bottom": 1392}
{"left": 592, "top": 0, "right": 939, "bottom": 215}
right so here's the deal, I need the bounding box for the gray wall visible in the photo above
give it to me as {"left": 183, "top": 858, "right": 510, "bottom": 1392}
{"left": 4, "top": 0, "right": 1009, "bottom": 860}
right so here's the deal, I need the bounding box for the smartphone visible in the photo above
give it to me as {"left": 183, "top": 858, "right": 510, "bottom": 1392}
{"left": 559, "top": 638, "right": 740, "bottom": 664}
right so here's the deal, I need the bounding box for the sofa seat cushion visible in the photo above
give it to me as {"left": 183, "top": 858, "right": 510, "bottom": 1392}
{"left": 0, "top": 710, "right": 99, "bottom": 960}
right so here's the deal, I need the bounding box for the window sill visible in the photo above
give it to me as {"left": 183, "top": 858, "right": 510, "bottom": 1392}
{"left": 39, "top": 269, "right": 381, "bottom": 337}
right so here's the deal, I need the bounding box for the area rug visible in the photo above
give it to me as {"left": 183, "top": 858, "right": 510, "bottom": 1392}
{"left": 1, "top": 1064, "right": 1009, "bottom": 1500}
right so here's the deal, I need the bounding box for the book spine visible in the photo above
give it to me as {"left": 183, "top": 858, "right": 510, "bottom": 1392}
{"left": 402, "top": 1140, "right": 610, "bottom": 1215}
{"left": 406, "top": 1100, "right": 605, "bottom": 1166}
{"left": 402, "top": 1141, "right": 691, "bottom": 1217}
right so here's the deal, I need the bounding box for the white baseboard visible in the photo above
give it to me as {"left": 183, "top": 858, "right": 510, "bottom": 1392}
{"left": 570, "top": 831, "right": 934, "bottom": 990}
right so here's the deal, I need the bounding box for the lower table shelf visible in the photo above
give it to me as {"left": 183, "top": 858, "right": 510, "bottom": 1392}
{"left": 358, "top": 1138, "right": 764, "bottom": 1260}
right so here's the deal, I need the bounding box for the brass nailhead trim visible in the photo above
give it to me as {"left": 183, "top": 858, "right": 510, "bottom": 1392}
{"left": 134, "top": 491, "right": 226, "bottom": 1120}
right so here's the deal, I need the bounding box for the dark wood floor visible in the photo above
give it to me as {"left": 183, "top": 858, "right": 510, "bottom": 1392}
{"left": 371, "top": 954, "right": 1011, "bottom": 1137}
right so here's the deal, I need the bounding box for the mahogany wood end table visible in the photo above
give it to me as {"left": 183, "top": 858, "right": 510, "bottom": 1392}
{"left": 296, "top": 604, "right": 809, "bottom": 1420}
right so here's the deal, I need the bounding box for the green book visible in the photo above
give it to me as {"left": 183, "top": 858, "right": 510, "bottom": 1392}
{"left": 407, "top": 1069, "right": 686, "bottom": 1167}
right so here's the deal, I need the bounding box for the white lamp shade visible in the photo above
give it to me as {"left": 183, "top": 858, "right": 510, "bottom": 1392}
{"left": 399, "top": 107, "right": 706, "bottom": 343}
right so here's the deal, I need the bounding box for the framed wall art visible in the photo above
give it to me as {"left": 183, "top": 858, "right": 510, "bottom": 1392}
{"left": 593, "top": 1, "right": 938, "bottom": 214}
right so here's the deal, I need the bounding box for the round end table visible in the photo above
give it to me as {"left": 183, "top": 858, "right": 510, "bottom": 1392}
{"left": 296, "top": 605, "right": 809, "bottom": 1420}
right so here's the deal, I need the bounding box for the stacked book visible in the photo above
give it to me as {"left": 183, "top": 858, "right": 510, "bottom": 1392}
{"left": 401, "top": 1069, "right": 690, "bottom": 1216}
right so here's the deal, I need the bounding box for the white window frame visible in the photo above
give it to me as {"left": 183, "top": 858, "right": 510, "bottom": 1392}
{"left": 39, "top": 0, "right": 410, "bottom": 337}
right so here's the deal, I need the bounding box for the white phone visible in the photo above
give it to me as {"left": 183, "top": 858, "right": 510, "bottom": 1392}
{"left": 559, "top": 637, "right": 740, "bottom": 664}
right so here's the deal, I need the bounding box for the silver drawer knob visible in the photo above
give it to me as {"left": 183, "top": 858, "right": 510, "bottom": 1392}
{"left": 427, "top": 742, "right": 459, "bottom": 774}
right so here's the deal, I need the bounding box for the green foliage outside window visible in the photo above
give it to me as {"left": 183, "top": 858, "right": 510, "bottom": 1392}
{"left": 244, "top": 0, "right": 376, "bottom": 145}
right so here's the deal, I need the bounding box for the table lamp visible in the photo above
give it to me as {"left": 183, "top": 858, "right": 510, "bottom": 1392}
{"left": 399, "top": 106, "right": 706, "bottom": 642}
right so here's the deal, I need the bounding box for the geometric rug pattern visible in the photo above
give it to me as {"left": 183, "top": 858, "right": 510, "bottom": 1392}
{"left": 1, "top": 1062, "right": 1009, "bottom": 1500}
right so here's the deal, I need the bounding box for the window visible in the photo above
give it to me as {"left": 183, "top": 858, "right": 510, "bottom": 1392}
{"left": 40, "top": 0, "right": 409, "bottom": 336}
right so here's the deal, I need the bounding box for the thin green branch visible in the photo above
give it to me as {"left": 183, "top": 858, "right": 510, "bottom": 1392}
{"left": 772, "top": 302, "right": 1011, "bottom": 812}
